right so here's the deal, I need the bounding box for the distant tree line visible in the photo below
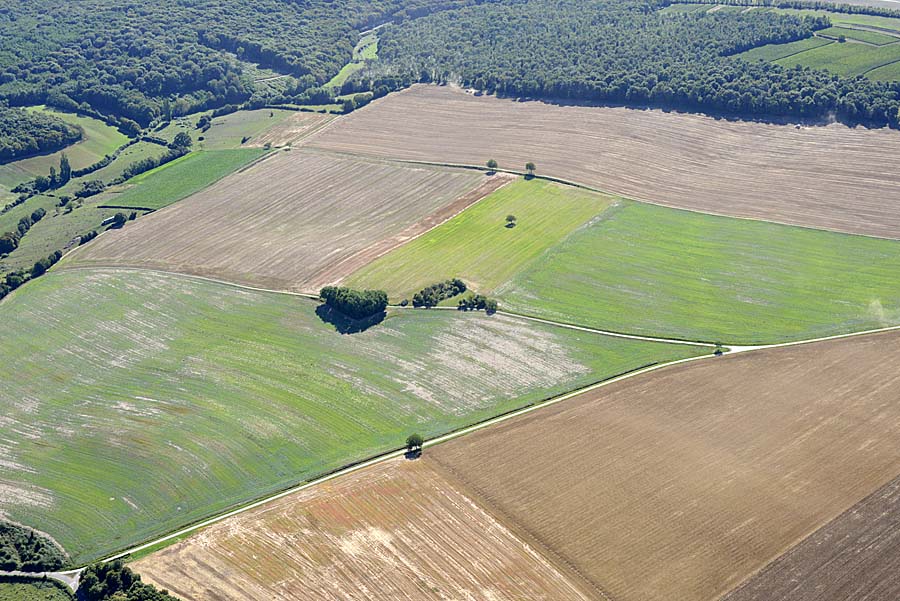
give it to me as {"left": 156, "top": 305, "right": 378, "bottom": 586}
{"left": 320, "top": 285, "right": 389, "bottom": 319}
{"left": 0, "top": 521, "right": 67, "bottom": 572}
{"left": 354, "top": 0, "right": 900, "bottom": 127}
{"left": 0, "top": 107, "right": 82, "bottom": 162}
{"left": 78, "top": 561, "right": 177, "bottom": 601}
{"left": 412, "top": 278, "right": 467, "bottom": 307}
{"left": 0, "top": 207, "right": 46, "bottom": 255}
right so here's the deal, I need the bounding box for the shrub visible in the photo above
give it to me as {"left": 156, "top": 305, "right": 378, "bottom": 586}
{"left": 412, "top": 278, "right": 467, "bottom": 308}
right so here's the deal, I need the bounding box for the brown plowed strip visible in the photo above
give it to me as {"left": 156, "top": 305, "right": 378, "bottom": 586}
{"left": 304, "top": 84, "right": 900, "bottom": 239}
{"left": 721, "top": 471, "right": 900, "bottom": 601}
{"left": 428, "top": 329, "right": 900, "bottom": 601}
{"left": 134, "top": 458, "right": 592, "bottom": 600}
{"left": 305, "top": 171, "right": 516, "bottom": 291}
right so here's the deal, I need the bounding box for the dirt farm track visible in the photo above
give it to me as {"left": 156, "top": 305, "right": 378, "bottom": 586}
{"left": 304, "top": 85, "right": 900, "bottom": 239}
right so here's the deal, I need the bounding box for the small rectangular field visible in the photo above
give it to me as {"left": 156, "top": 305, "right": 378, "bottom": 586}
{"left": 303, "top": 84, "right": 900, "bottom": 239}
{"left": 776, "top": 40, "right": 900, "bottom": 77}
{"left": 722, "top": 473, "right": 900, "bottom": 601}
{"left": 427, "top": 330, "right": 900, "bottom": 601}
{"left": 0, "top": 268, "right": 704, "bottom": 563}
{"left": 134, "top": 459, "right": 591, "bottom": 600}
{"left": 64, "top": 150, "right": 492, "bottom": 291}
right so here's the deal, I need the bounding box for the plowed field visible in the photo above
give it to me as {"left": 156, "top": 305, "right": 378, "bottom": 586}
{"left": 428, "top": 330, "right": 900, "bottom": 601}
{"left": 64, "top": 150, "right": 486, "bottom": 291}
{"left": 134, "top": 459, "right": 591, "bottom": 600}
{"left": 304, "top": 85, "right": 900, "bottom": 239}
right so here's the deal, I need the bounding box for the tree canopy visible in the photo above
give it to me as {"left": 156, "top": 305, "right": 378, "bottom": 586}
{"left": 0, "top": 108, "right": 82, "bottom": 162}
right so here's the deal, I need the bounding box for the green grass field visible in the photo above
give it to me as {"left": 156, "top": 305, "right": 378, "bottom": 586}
{"left": 0, "top": 268, "right": 706, "bottom": 564}
{"left": 868, "top": 58, "right": 900, "bottom": 80}
{"left": 326, "top": 30, "right": 379, "bottom": 89}
{"left": 776, "top": 40, "right": 900, "bottom": 77}
{"left": 817, "top": 26, "right": 899, "bottom": 45}
{"left": 0, "top": 580, "right": 71, "bottom": 601}
{"left": 498, "top": 201, "right": 900, "bottom": 344}
{"left": 156, "top": 108, "right": 296, "bottom": 150}
{"left": 774, "top": 8, "right": 900, "bottom": 34}
{"left": 738, "top": 36, "right": 833, "bottom": 62}
{"left": 99, "top": 149, "right": 266, "bottom": 210}
{"left": 346, "top": 179, "right": 613, "bottom": 299}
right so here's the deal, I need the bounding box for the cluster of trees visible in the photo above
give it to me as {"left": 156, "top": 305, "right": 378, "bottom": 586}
{"left": 78, "top": 561, "right": 177, "bottom": 601}
{"left": 320, "top": 285, "right": 389, "bottom": 319}
{"left": 412, "top": 278, "right": 467, "bottom": 307}
{"left": 0, "top": 208, "right": 46, "bottom": 255}
{"left": 0, "top": 0, "right": 482, "bottom": 125}
{"left": 0, "top": 522, "right": 67, "bottom": 572}
{"left": 457, "top": 293, "right": 498, "bottom": 314}
{"left": 75, "top": 180, "right": 107, "bottom": 199}
{"left": 0, "top": 108, "right": 82, "bottom": 162}
{"left": 364, "top": 0, "right": 900, "bottom": 127}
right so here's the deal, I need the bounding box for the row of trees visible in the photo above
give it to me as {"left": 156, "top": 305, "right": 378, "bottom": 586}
{"left": 458, "top": 293, "right": 498, "bottom": 313}
{"left": 359, "top": 0, "right": 900, "bottom": 127}
{"left": 412, "top": 278, "right": 467, "bottom": 307}
{"left": 320, "top": 285, "right": 389, "bottom": 319}
{"left": 0, "top": 108, "right": 82, "bottom": 162}
{"left": 0, "top": 208, "right": 46, "bottom": 255}
{"left": 79, "top": 561, "right": 177, "bottom": 601}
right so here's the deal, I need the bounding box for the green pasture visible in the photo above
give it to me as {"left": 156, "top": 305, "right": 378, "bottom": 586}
{"left": 817, "top": 26, "right": 899, "bottom": 45}
{"left": 738, "top": 36, "right": 833, "bottom": 62}
{"left": 156, "top": 108, "right": 295, "bottom": 150}
{"left": 326, "top": 30, "right": 379, "bottom": 89}
{"left": 99, "top": 149, "right": 266, "bottom": 210}
{"left": 0, "top": 268, "right": 706, "bottom": 564}
{"left": 868, "top": 58, "right": 900, "bottom": 80}
{"left": 498, "top": 201, "right": 900, "bottom": 344}
{"left": 0, "top": 580, "right": 71, "bottom": 601}
{"left": 776, "top": 40, "right": 900, "bottom": 77}
{"left": 346, "top": 178, "right": 613, "bottom": 299}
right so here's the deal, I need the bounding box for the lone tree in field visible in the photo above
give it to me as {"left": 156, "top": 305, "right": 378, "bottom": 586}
{"left": 486, "top": 158, "right": 498, "bottom": 173}
{"left": 172, "top": 132, "right": 193, "bottom": 149}
{"left": 505, "top": 214, "right": 517, "bottom": 228}
{"left": 406, "top": 433, "right": 424, "bottom": 455}
{"left": 525, "top": 162, "right": 536, "bottom": 178}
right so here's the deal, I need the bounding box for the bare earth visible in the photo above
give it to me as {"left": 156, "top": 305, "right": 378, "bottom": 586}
{"left": 304, "top": 84, "right": 900, "bottom": 239}
{"left": 248, "top": 111, "right": 333, "bottom": 148}
{"left": 64, "top": 150, "right": 484, "bottom": 291}
{"left": 722, "top": 472, "right": 900, "bottom": 601}
{"left": 134, "top": 458, "right": 590, "bottom": 600}
{"left": 428, "top": 330, "right": 900, "bottom": 601}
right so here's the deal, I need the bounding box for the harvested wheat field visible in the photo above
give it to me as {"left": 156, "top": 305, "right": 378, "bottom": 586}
{"left": 722, "top": 472, "right": 900, "bottom": 601}
{"left": 305, "top": 85, "right": 900, "bottom": 238}
{"left": 248, "top": 111, "right": 333, "bottom": 148}
{"left": 64, "top": 150, "right": 488, "bottom": 290}
{"left": 134, "top": 458, "right": 590, "bottom": 600}
{"left": 427, "top": 330, "right": 900, "bottom": 601}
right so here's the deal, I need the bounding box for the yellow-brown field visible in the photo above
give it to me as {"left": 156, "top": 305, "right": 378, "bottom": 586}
{"left": 304, "top": 84, "right": 900, "bottom": 239}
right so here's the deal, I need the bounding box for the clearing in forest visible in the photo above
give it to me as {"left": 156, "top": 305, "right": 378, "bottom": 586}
{"left": 134, "top": 459, "right": 591, "bottom": 601}
{"left": 0, "top": 268, "right": 705, "bottom": 563}
{"left": 428, "top": 329, "right": 900, "bottom": 601}
{"left": 345, "top": 178, "right": 614, "bottom": 300}
{"left": 303, "top": 84, "right": 900, "bottom": 239}
{"left": 63, "top": 150, "right": 490, "bottom": 291}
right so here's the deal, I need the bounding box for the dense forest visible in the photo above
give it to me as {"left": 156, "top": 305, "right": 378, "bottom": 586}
{"left": 0, "top": 108, "right": 82, "bottom": 162}
{"left": 351, "top": 0, "right": 900, "bottom": 126}
{"left": 78, "top": 562, "right": 176, "bottom": 601}
{"left": 0, "top": 521, "right": 68, "bottom": 572}
{"left": 0, "top": 0, "right": 481, "bottom": 126}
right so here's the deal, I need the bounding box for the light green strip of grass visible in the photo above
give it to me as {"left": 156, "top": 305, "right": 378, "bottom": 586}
{"left": 776, "top": 40, "right": 900, "bottom": 77}
{"left": 326, "top": 30, "right": 379, "bottom": 89}
{"left": 100, "top": 149, "right": 266, "bottom": 210}
{"left": 0, "top": 268, "right": 705, "bottom": 564}
{"left": 499, "top": 201, "right": 900, "bottom": 344}
{"left": 737, "top": 36, "right": 833, "bottom": 62}
{"left": 345, "top": 178, "right": 614, "bottom": 300}
{"left": 817, "top": 26, "right": 899, "bottom": 45}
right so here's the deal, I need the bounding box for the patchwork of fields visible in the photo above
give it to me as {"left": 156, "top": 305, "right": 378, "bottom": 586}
{"left": 0, "top": 268, "right": 704, "bottom": 563}
{"left": 64, "top": 151, "right": 490, "bottom": 291}
{"left": 303, "top": 84, "right": 900, "bottom": 239}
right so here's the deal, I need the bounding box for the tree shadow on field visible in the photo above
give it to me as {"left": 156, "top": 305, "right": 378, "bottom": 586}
{"left": 315, "top": 304, "right": 386, "bottom": 334}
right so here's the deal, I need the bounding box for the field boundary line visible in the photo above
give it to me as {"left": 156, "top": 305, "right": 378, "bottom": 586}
{"left": 96, "top": 353, "right": 714, "bottom": 566}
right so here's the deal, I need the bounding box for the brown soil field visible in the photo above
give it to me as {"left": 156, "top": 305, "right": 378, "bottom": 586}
{"left": 249, "top": 111, "right": 333, "bottom": 148}
{"left": 64, "top": 150, "right": 488, "bottom": 291}
{"left": 134, "top": 458, "right": 591, "bottom": 600}
{"left": 722, "top": 472, "right": 900, "bottom": 601}
{"left": 428, "top": 330, "right": 900, "bottom": 601}
{"left": 304, "top": 84, "right": 900, "bottom": 239}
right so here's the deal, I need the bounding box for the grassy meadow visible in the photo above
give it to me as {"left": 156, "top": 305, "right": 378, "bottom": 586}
{"left": 0, "top": 268, "right": 706, "bottom": 564}
{"left": 775, "top": 40, "right": 900, "bottom": 78}
{"left": 738, "top": 36, "right": 833, "bottom": 62}
{"left": 346, "top": 178, "right": 613, "bottom": 299}
{"left": 0, "top": 580, "right": 71, "bottom": 601}
{"left": 326, "top": 30, "right": 379, "bottom": 89}
{"left": 499, "top": 201, "right": 900, "bottom": 343}
{"left": 99, "top": 149, "right": 266, "bottom": 210}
